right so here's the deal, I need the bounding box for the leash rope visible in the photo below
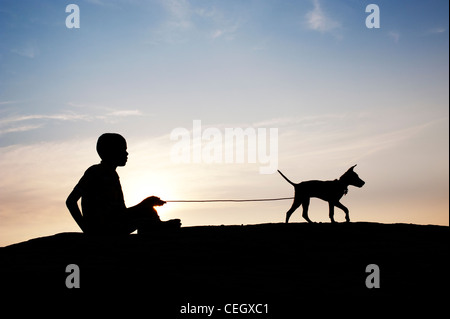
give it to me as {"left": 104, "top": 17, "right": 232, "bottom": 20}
{"left": 166, "top": 197, "right": 294, "bottom": 203}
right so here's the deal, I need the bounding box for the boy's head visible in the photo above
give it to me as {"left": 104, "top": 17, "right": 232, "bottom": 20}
{"left": 96, "top": 133, "right": 128, "bottom": 166}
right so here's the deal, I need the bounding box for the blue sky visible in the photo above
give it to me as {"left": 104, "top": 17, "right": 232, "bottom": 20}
{"left": 0, "top": 0, "right": 448, "bottom": 245}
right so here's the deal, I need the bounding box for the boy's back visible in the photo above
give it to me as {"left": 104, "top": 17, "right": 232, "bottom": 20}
{"left": 75, "top": 162, "right": 126, "bottom": 226}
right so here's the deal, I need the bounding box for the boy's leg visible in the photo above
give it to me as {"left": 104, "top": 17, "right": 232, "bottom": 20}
{"left": 126, "top": 200, "right": 181, "bottom": 234}
{"left": 126, "top": 203, "right": 161, "bottom": 232}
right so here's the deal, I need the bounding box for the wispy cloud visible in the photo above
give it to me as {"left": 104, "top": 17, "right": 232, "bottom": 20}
{"left": 149, "top": 0, "right": 192, "bottom": 43}
{"left": 0, "top": 124, "right": 43, "bottom": 135}
{"left": 150, "top": 0, "right": 241, "bottom": 44}
{"left": 0, "top": 112, "right": 88, "bottom": 136}
{"left": 161, "top": 0, "right": 192, "bottom": 30}
{"left": 84, "top": 0, "right": 108, "bottom": 6}
{"left": 66, "top": 102, "right": 143, "bottom": 117}
{"left": 211, "top": 22, "right": 240, "bottom": 40}
{"left": 0, "top": 113, "right": 91, "bottom": 124}
{"left": 305, "top": 0, "right": 341, "bottom": 35}
{"left": 0, "top": 108, "right": 144, "bottom": 136}
{"left": 252, "top": 113, "right": 447, "bottom": 167}
{"left": 201, "top": 4, "right": 241, "bottom": 41}
{"left": 108, "top": 110, "right": 142, "bottom": 117}
{"left": 388, "top": 31, "right": 400, "bottom": 43}
{"left": 83, "top": 0, "right": 129, "bottom": 9}
{"left": 10, "top": 40, "right": 39, "bottom": 58}
{"left": 0, "top": 100, "right": 21, "bottom": 106}
{"left": 426, "top": 27, "right": 446, "bottom": 35}
{"left": 252, "top": 114, "right": 346, "bottom": 128}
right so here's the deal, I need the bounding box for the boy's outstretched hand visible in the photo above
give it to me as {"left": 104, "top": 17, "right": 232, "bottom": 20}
{"left": 141, "top": 196, "right": 166, "bottom": 207}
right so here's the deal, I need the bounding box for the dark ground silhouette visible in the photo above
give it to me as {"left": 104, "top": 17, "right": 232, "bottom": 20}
{"left": 0, "top": 222, "right": 448, "bottom": 316}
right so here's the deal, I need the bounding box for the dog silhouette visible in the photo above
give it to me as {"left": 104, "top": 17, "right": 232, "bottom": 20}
{"left": 278, "top": 165, "right": 365, "bottom": 223}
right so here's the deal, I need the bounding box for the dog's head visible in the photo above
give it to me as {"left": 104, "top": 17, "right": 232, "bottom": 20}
{"left": 142, "top": 196, "right": 167, "bottom": 207}
{"left": 341, "top": 165, "right": 365, "bottom": 188}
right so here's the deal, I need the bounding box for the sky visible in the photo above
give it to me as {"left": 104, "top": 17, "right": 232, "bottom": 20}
{"left": 0, "top": 0, "right": 448, "bottom": 246}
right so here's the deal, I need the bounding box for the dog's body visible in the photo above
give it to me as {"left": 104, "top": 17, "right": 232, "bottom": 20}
{"left": 278, "top": 165, "right": 365, "bottom": 223}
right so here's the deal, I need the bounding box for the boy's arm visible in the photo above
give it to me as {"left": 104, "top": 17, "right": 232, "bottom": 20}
{"left": 66, "top": 189, "right": 87, "bottom": 233}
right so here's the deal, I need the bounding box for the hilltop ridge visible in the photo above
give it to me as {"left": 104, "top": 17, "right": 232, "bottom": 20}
{"left": 0, "top": 222, "right": 448, "bottom": 315}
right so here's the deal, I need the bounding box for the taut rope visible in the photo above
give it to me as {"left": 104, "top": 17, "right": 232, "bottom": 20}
{"left": 166, "top": 197, "right": 294, "bottom": 203}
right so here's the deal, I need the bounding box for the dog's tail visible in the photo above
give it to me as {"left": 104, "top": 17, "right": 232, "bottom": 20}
{"left": 277, "top": 170, "right": 296, "bottom": 186}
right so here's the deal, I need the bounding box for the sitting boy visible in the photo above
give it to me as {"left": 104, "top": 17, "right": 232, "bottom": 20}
{"left": 66, "top": 133, "right": 181, "bottom": 235}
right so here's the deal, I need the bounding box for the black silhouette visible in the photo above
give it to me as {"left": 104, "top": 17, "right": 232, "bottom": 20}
{"left": 66, "top": 133, "right": 181, "bottom": 235}
{"left": 278, "top": 165, "right": 365, "bottom": 223}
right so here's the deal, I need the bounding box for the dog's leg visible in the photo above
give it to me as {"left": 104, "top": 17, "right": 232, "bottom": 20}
{"left": 285, "top": 199, "right": 301, "bottom": 223}
{"left": 328, "top": 202, "right": 336, "bottom": 223}
{"left": 335, "top": 202, "right": 350, "bottom": 222}
{"left": 302, "top": 198, "right": 313, "bottom": 223}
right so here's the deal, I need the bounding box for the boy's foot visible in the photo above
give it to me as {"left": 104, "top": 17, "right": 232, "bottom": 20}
{"left": 163, "top": 219, "right": 182, "bottom": 229}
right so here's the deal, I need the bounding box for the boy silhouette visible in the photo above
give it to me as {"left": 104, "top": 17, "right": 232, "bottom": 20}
{"left": 66, "top": 133, "right": 181, "bottom": 235}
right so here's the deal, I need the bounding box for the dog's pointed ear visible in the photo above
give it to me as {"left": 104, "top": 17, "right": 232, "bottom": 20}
{"left": 348, "top": 164, "right": 357, "bottom": 172}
